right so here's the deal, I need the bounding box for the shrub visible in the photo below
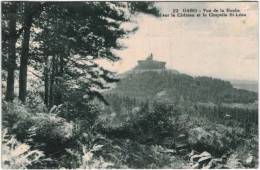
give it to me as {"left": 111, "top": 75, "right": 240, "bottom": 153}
{"left": 2, "top": 100, "right": 75, "bottom": 157}
{"left": 2, "top": 129, "right": 45, "bottom": 169}
{"left": 148, "top": 145, "right": 179, "bottom": 168}
{"left": 60, "top": 136, "right": 116, "bottom": 169}
{"left": 116, "top": 101, "right": 179, "bottom": 143}
{"left": 28, "top": 113, "right": 74, "bottom": 144}
{"left": 2, "top": 100, "right": 36, "bottom": 141}
{"left": 79, "top": 144, "right": 114, "bottom": 169}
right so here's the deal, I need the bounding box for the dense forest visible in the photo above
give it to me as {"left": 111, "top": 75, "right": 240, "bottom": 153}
{"left": 1, "top": 1, "right": 258, "bottom": 169}
{"left": 111, "top": 71, "right": 257, "bottom": 103}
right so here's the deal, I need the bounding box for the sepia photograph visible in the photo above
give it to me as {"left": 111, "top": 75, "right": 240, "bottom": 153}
{"left": 1, "top": 1, "right": 259, "bottom": 169}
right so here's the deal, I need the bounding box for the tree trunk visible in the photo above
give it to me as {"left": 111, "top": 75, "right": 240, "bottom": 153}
{"left": 43, "top": 56, "right": 49, "bottom": 107}
{"left": 48, "top": 56, "right": 56, "bottom": 108}
{"left": 54, "top": 55, "right": 64, "bottom": 105}
{"left": 18, "top": 3, "right": 33, "bottom": 103}
{"left": 5, "top": 2, "right": 18, "bottom": 101}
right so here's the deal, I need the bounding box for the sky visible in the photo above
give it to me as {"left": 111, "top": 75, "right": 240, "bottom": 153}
{"left": 97, "top": 2, "right": 258, "bottom": 81}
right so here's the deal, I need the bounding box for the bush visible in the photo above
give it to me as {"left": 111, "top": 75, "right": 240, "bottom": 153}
{"left": 2, "top": 129, "right": 45, "bottom": 169}
{"left": 2, "top": 100, "right": 36, "bottom": 141}
{"left": 2, "top": 98, "right": 108, "bottom": 168}
{"left": 58, "top": 131, "right": 119, "bottom": 169}
{"left": 28, "top": 113, "right": 74, "bottom": 148}
{"left": 112, "top": 101, "right": 179, "bottom": 143}
{"left": 2, "top": 100, "right": 75, "bottom": 157}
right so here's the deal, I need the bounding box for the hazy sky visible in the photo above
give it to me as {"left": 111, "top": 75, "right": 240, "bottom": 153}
{"left": 98, "top": 2, "right": 258, "bottom": 81}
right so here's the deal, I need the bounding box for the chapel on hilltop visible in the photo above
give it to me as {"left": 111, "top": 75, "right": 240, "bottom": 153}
{"left": 134, "top": 54, "right": 166, "bottom": 70}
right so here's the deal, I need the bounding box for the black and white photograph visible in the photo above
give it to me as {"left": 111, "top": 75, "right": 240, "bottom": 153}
{"left": 1, "top": 1, "right": 259, "bottom": 169}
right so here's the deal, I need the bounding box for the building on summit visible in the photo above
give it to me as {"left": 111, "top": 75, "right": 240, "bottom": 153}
{"left": 134, "top": 54, "right": 166, "bottom": 70}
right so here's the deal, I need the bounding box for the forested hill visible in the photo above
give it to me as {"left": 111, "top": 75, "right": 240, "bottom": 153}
{"left": 109, "top": 71, "right": 257, "bottom": 104}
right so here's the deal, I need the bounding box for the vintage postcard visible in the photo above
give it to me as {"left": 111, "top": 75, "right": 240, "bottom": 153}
{"left": 1, "top": 1, "right": 258, "bottom": 169}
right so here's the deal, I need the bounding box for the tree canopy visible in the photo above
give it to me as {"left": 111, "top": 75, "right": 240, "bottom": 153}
{"left": 2, "top": 1, "right": 159, "bottom": 106}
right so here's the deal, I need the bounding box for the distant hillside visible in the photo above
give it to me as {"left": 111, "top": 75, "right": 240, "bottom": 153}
{"left": 229, "top": 80, "right": 258, "bottom": 93}
{"left": 109, "top": 71, "right": 257, "bottom": 104}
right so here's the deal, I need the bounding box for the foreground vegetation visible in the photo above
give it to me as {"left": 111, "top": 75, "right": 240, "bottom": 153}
{"left": 2, "top": 94, "right": 258, "bottom": 168}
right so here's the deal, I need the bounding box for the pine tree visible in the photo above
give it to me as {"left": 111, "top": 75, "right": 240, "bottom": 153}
{"left": 3, "top": 2, "right": 18, "bottom": 101}
{"left": 29, "top": 2, "right": 159, "bottom": 108}
{"left": 2, "top": 2, "right": 159, "bottom": 105}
